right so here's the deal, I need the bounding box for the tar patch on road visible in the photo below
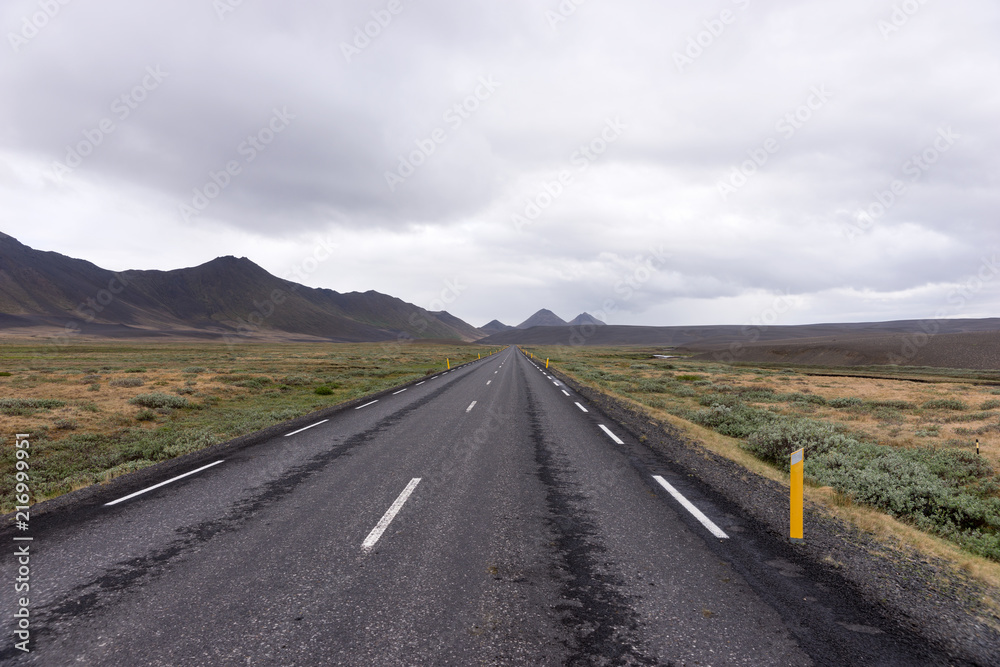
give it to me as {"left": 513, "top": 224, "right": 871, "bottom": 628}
{"left": 526, "top": 384, "right": 663, "bottom": 666}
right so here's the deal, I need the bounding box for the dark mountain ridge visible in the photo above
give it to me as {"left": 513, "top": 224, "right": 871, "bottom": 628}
{"left": 0, "top": 233, "right": 485, "bottom": 343}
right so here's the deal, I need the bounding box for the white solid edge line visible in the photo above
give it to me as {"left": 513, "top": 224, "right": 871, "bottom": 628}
{"left": 392, "top": 388, "right": 407, "bottom": 395}
{"left": 575, "top": 402, "right": 588, "bottom": 413}
{"left": 561, "top": 390, "right": 570, "bottom": 396}
{"left": 284, "top": 419, "right": 329, "bottom": 437}
{"left": 105, "top": 460, "right": 225, "bottom": 506}
{"left": 362, "top": 477, "right": 421, "bottom": 551}
{"left": 416, "top": 381, "right": 425, "bottom": 385}
{"left": 652, "top": 475, "right": 730, "bottom": 539}
{"left": 466, "top": 400, "right": 477, "bottom": 412}
{"left": 598, "top": 424, "right": 624, "bottom": 444}
{"left": 356, "top": 400, "right": 379, "bottom": 410}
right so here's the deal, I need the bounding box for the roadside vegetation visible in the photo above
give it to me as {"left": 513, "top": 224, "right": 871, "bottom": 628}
{"left": 0, "top": 341, "right": 488, "bottom": 512}
{"left": 525, "top": 346, "right": 1000, "bottom": 564}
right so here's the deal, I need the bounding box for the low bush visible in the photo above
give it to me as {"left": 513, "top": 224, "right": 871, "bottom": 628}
{"left": 0, "top": 398, "right": 66, "bottom": 415}
{"left": 923, "top": 399, "right": 969, "bottom": 411}
{"left": 979, "top": 399, "right": 1000, "bottom": 410}
{"left": 129, "top": 393, "right": 188, "bottom": 410}
{"left": 829, "top": 397, "right": 864, "bottom": 409}
{"left": 315, "top": 386, "right": 334, "bottom": 395}
{"left": 182, "top": 366, "right": 207, "bottom": 374}
{"left": 745, "top": 419, "right": 861, "bottom": 467}
{"left": 109, "top": 377, "right": 145, "bottom": 388}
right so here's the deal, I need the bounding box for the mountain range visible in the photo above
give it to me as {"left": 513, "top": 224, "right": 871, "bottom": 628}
{"left": 0, "top": 233, "right": 598, "bottom": 344}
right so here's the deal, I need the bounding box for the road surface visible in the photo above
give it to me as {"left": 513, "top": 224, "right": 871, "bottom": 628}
{"left": 2, "top": 348, "right": 959, "bottom": 664}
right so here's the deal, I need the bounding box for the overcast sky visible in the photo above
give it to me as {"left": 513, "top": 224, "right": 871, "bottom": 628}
{"left": 2, "top": 1, "right": 998, "bottom": 328}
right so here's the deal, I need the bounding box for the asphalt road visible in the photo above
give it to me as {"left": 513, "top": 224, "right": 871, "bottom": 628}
{"left": 1, "top": 348, "right": 962, "bottom": 665}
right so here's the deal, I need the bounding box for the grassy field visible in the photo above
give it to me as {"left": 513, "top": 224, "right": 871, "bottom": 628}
{"left": 523, "top": 346, "right": 1000, "bottom": 565}
{"left": 0, "top": 341, "right": 494, "bottom": 513}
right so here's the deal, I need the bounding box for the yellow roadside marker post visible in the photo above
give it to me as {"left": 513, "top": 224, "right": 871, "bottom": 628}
{"left": 790, "top": 448, "right": 804, "bottom": 543}
{"left": 478, "top": 353, "right": 481, "bottom": 359}
{"left": 546, "top": 358, "right": 549, "bottom": 368}
{"left": 446, "top": 358, "right": 450, "bottom": 370}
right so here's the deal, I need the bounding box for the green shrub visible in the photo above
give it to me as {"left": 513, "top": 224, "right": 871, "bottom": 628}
{"left": 135, "top": 409, "right": 158, "bottom": 421}
{"left": 109, "top": 377, "right": 144, "bottom": 388}
{"left": 923, "top": 399, "right": 968, "bottom": 411}
{"left": 54, "top": 418, "right": 79, "bottom": 430}
{"left": 281, "top": 375, "right": 313, "bottom": 386}
{"left": 745, "top": 419, "right": 860, "bottom": 468}
{"left": 980, "top": 399, "right": 1000, "bottom": 410}
{"left": 830, "top": 397, "right": 864, "bottom": 409}
{"left": 125, "top": 368, "right": 147, "bottom": 373}
{"left": 234, "top": 377, "right": 272, "bottom": 390}
{"left": 0, "top": 372, "right": 11, "bottom": 377}
{"left": 688, "top": 403, "right": 780, "bottom": 439}
{"left": 314, "top": 386, "right": 334, "bottom": 395}
{"left": 0, "top": 398, "right": 66, "bottom": 415}
{"left": 676, "top": 374, "right": 702, "bottom": 382}
{"left": 87, "top": 383, "right": 100, "bottom": 392}
{"left": 868, "top": 399, "right": 916, "bottom": 410}
{"left": 129, "top": 393, "right": 189, "bottom": 409}
{"left": 777, "top": 392, "right": 828, "bottom": 406}
{"left": 163, "top": 429, "right": 219, "bottom": 457}
{"left": 182, "top": 366, "right": 207, "bottom": 374}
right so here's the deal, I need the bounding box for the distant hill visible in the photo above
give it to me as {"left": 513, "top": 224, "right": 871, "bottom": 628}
{"left": 478, "top": 319, "right": 1000, "bottom": 370}
{"left": 516, "top": 309, "right": 568, "bottom": 328}
{"left": 568, "top": 312, "right": 606, "bottom": 327}
{"left": 480, "top": 319, "right": 513, "bottom": 335}
{"left": 0, "top": 232, "right": 484, "bottom": 343}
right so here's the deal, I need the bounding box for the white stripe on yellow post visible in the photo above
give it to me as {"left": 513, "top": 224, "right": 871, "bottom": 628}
{"left": 790, "top": 448, "right": 804, "bottom": 543}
